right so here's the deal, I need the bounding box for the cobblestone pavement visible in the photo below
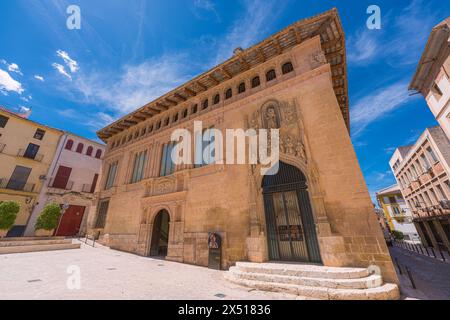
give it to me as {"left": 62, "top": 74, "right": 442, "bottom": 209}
{"left": 0, "top": 242, "right": 297, "bottom": 300}
{"left": 389, "top": 246, "right": 450, "bottom": 300}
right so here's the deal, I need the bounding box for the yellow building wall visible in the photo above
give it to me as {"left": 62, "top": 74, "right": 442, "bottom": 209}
{"left": 0, "top": 110, "right": 62, "bottom": 228}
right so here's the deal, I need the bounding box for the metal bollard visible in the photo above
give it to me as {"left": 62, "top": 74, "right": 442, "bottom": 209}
{"left": 394, "top": 257, "right": 402, "bottom": 275}
{"left": 405, "top": 266, "right": 416, "bottom": 289}
{"left": 430, "top": 247, "right": 437, "bottom": 258}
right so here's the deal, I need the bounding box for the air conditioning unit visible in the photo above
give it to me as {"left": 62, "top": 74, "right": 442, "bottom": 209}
{"left": 440, "top": 200, "right": 450, "bottom": 209}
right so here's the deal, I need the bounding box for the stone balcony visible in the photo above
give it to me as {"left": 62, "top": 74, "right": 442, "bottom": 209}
{"left": 432, "top": 162, "right": 445, "bottom": 176}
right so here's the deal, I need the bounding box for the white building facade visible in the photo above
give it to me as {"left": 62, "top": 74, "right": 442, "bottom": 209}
{"left": 410, "top": 17, "right": 450, "bottom": 140}
{"left": 24, "top": 133, "right": 105, "bottom": 237}
{"left": 389, "top": 127, "right": 450, "bottom": 252}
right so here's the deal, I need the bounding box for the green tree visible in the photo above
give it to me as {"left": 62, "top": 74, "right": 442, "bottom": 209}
{"left": 35, "top": 203, "right": 61, "bottom": 231}
{"left": 392, "top": 230, "right": 405, "bottom": 240}
{"left": 0, "top": 201, "right": 21, "bottom": 231}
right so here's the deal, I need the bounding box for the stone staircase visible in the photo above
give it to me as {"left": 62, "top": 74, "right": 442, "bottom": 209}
{"left": 0, "top": 237, "right": 81, "bottom": 254}
{"left": 224, "top": 262, "right": 400, "bottom": 300}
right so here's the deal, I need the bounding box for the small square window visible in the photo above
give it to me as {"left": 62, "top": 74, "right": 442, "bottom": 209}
{"left": 34, "top": 129, "right": 46, "bottom": 140}
{"left": 0, "top": 115, "right": 10, "bottom": 128}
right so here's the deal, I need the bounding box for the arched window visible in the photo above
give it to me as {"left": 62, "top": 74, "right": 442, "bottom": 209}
{"left": 156, "top": 121, "right": 161, "bottom": 130}
{"left": 266, "top": 69, "right": 276, "bottom": 82}
{"left": 95, "top": 149, "right": 102, "bottom": 159}
{"left": 251, "top": 76, "right": 260, "bottom": 88}
{"left": 86, "top": 146, "right": 93, "bottom": 156}
{"left": 213, "top": 94, "right": 220, "bottom": 105}
{"left": 182, "top": 109, "right": 188, "bottom": 118}
{"left": 149, "top": 124, "right": 154, "bottom": 133}
{"left": 192, "top": 104, "right": 198, "bottom": 114}
{"left": 65, "top": 139, "right": 74, "bottom": 150}
{"left": 282, "top": 62, "right": 294, "bottom": 74}
{"left": 238, "top": 82, "right": 246, "bottom": 94}
{"left": 76, "top": 143, "right": 84, "bottom": 154}
{"left": 164, "top": 118, "right": 170, "bottom": 126}
{"left": 225, "top": 88, "right": 232, "bottom": 100}
{"left": 173, "top": 113, "right": 179, "bottom": 122}
{"left": 202, "top": 99, "right": 209, "bottom": 110}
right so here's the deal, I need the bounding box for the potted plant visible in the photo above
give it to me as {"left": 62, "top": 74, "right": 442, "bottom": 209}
{"left": 35, "top": 203, "right": 61, "bottom": 237}
{"left": 0, "top": 201, "right": 20, "bottom": 238}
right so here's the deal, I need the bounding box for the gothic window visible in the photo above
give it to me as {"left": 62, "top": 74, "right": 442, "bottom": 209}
{"left": 195, "top": 127, "right": 215, "bottom": 167}
{"left": 202, "top": 99, "right": 209, "bottom": 110}
{"left": 130, "top": 150, "right": 148, "bottom": 183}
{"left": 192, "top": 104, "right": 198, "bottom": 114}
{"left": 225, "top": 88, "right": 232, "bottom": 99}
{"left": 266, "top": 69, "right": 276, "bottom": 82}
{"left": 213, "top": 94, "right": 220, "bottom": 105}
{"left": 160, "top": 143, "right": 176, "bottom": 176}
{"left": 282, "top": 62, "right": 294, "bottom": 74}
{"left": 86, "top": 146, "right": 93, "bottom": 156}
{"left": 238, "top": 82, "right": 246, "bottom": 94}
{"left": 105, "top": 162, "right": 118, "bottom": 189}
{"left": 95, "top": 149, "right": 102, "bottom": 159}
{"left": 251, "top": 76, "right": 260, "bottom": 88}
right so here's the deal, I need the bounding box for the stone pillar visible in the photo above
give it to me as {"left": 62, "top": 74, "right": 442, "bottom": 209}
{"left": 433, "top": 220, "right": 450, "bottom": 252}
{"left": 414, "top": 221, "right": 429, "bottom": 247}
{"left": 423, "top": 220, "right": 440, "bottom": 252}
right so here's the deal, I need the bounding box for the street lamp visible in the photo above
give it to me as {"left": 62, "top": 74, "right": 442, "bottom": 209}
{"left": 55, "top": 202, "right": 70, "bottom": 236}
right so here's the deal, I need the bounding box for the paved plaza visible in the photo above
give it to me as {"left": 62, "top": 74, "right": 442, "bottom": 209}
{"left": 0, "top": 242, "right": 297, "bottom": 300}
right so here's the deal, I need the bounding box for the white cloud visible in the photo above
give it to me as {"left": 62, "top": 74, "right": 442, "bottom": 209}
{"left": 57, "top": 108, "right": 77, "bottom": 118}
{"left": 1, "top": 59, "right": 23, "bottom": 76}
{"left": 211, "top": 0, "right": 287, "bottom": 64}
{"left": 34, "top": 75, "right": 45, "bottom": 82}
{"left": 70, "top": 54, "right": 191, "bottom": 114}
{"left": 351, "top": 81, "right": 415, "bottom": 137}
{"left": 192, "top": 0, "right": 221, "bottom": 22}
{"left": 0, "top": 68, "right": 24, "bottom": 95}
{"left": 86, "top": 112, "right": 117, "bottom": 130}
{"left": 52, "top": 63, "right": 72, "bottom": 80}
{"left": 56, "top": 50, "right": 79, "bottom": 73}
{"left": 347, "top": 29, "right": 379, "bottom": 64}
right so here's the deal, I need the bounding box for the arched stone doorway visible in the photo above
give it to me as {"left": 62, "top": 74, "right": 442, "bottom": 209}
{"left": 149, "top": 209, "right": 170, "bottom": 257}
{"left": 262, "top": 161, "right": 321, "bottom": 263}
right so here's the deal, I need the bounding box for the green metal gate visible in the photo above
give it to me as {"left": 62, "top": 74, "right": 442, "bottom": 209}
{"left": 263, "top": 162, "right": 321, "bottom": 263}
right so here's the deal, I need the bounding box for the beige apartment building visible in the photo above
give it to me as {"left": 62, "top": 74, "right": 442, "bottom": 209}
{"left": 390, "top": 127, "right": 450, "bottom": 253}
{"left": 91, "top": 9, "right": 398, "bottom": 284}
{"left": 0, "top": 107, "right": 63, "bottom": 236}
{"left": 410, "top": 17, "right": 450, "bottom": 139}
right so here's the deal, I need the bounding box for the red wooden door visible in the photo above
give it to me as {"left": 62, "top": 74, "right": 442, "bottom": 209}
{"left": 56, "top": 205, "right": 86, "bottom": 236}
{"left": 52, "top": 166, "right": 72, "bottom": 189}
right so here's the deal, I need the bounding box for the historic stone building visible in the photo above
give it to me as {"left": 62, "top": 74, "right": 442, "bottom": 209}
{"left": 92, "top": 9, "right": 398, "bottom": 283}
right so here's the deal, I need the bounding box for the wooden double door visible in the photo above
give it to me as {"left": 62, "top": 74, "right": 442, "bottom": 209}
{"left": 56, "top": 205, "right": 86, "bottom": 237}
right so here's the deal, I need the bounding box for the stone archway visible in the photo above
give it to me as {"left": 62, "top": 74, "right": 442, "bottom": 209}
{"left": 149, "top": 209, "right": 171, "bottom": 257}
{"left": 262, "top": 161, "right": 321, "bottom": 263}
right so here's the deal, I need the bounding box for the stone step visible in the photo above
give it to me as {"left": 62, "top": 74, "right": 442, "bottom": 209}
{"left": 0, "top": 236, "right": 66, "bottom": 242}
{"left": 0, "top": 239, "right": 72, "bottom": 247}
{"left": 229, "top": 267, "right": 383, "bottom": 289}
{"left": 224, "top": 272, "right": 399, "bottom": 300}
{"left": 235, "top": 262, "right": 370, "bottom": 279}
{"left": 0, "top": 243, "right": 81, "bottom": 255}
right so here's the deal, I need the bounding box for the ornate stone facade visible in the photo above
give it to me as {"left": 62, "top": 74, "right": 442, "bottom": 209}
{"left": 91, "top": 11, "right": 398, "bottom": 284}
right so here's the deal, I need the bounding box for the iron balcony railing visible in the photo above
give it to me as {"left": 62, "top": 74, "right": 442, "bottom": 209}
{"left": 17, "top": 149, "right": 44, "bottom": 162}
{"left": 0, "top": 177, "right": 36, "bottom": 192}
{"left": 0, "top": 143, "right": 5, "bottom": 153}
{"left": 47, "top": 178, "right": 74, "bottom": 191}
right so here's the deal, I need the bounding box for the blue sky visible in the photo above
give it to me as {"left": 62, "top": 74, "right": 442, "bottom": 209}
{"left": 0, "top": 0, "right": 449, "bottom": 202}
